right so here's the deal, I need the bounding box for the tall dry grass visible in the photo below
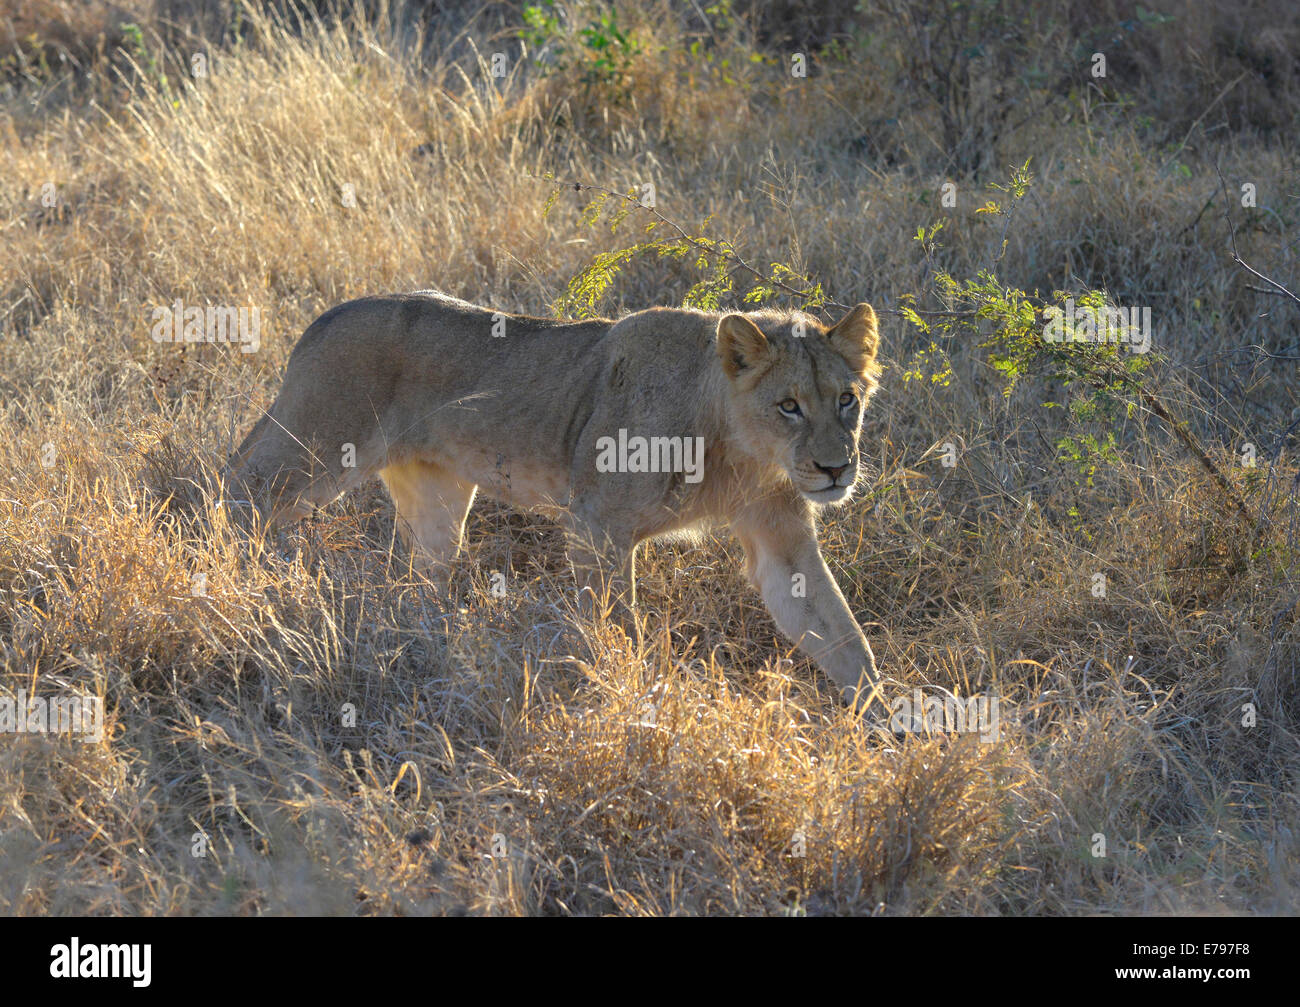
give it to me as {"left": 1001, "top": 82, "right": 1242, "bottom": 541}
{"left": 0, "top": 0, "right": 1297, "bottom": 914}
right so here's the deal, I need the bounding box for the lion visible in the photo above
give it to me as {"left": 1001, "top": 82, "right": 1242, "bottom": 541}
{"left": 223, "top": 291, "right": 884, "bottom": 709}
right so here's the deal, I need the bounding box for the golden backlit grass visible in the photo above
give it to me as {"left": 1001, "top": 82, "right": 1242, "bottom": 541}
{"left": 1, "top": 0, "right": 1297, "bottom": 914}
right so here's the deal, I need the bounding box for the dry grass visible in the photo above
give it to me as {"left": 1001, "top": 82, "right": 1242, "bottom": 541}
{"left": 1, "top": 0, "right": 1298, "bottom": 915}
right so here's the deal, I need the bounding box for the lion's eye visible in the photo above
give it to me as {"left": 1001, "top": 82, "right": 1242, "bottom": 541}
{"left": 839, "top": 392, "right": 856, "bottom": 409}
{"left": 778, "top": 398, "right": 802, "bottom": 417}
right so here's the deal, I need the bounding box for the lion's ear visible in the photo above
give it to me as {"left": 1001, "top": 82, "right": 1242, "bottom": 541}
{"left": 827, "top": 302, "right": 880, "bottom": 376}
{"left": 717, "top": 314, "right": 772, "bottom": 380}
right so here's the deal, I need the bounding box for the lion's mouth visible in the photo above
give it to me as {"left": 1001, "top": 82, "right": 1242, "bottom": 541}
{"left": 806, "top": 482, "right": 853, "bottom": 502}
{"left": 793, "top": 461, "right": 858, "bottom": 502}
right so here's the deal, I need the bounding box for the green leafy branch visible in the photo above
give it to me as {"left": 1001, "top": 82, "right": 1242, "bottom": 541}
{"left": 539, "top": 174, "right": 835, "bottom": 317}
{"left": 904, "top": 162, "right": 1254, "bottom": 535}
{"left": 520, "top": 2, "right": 642, "bottom": 100}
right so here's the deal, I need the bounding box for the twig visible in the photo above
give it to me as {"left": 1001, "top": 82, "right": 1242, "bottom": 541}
{"left": 1133, "top": 382, "right": 1255, "bottom": 536}
{"left": 1158, "top": 71, "right": 1247, "bottom": 177}
{"left": 1215, "top": 159, "right": 1300, "bottom": 307}
{"left": 1175, "top": 186, "right": 1219, "bottom": 238}
{"left": 1244, "top": 284, "right": 1299, "bottom": 299}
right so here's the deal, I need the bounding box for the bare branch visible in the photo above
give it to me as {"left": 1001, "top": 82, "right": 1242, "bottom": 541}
{"left": 1215, "top": 160, "right": 1300, "bottom": 308}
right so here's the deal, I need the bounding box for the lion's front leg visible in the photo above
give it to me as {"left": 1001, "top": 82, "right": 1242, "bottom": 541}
{"left": 563, "top": 511, "right": 637, "bottom": 617}
{"left": 731, "top": 499, "right": 880, "bottom": 711}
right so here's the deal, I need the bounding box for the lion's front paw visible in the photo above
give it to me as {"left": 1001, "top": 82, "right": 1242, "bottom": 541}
{"left": 840, "top": 680, "right": 888, "bottom": 722}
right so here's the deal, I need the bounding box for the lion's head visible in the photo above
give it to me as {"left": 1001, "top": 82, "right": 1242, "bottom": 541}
{"left": 716, "top": 302, "right": 881, "bottom": 504}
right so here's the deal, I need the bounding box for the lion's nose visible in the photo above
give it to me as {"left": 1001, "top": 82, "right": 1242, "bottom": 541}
{"left": 815, "top": 461, "right": 850, "bottom": 482}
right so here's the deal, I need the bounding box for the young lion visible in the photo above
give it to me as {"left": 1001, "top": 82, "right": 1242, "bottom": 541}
{"left": 224, "top": 292, "right": 884, "bottom": 709}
